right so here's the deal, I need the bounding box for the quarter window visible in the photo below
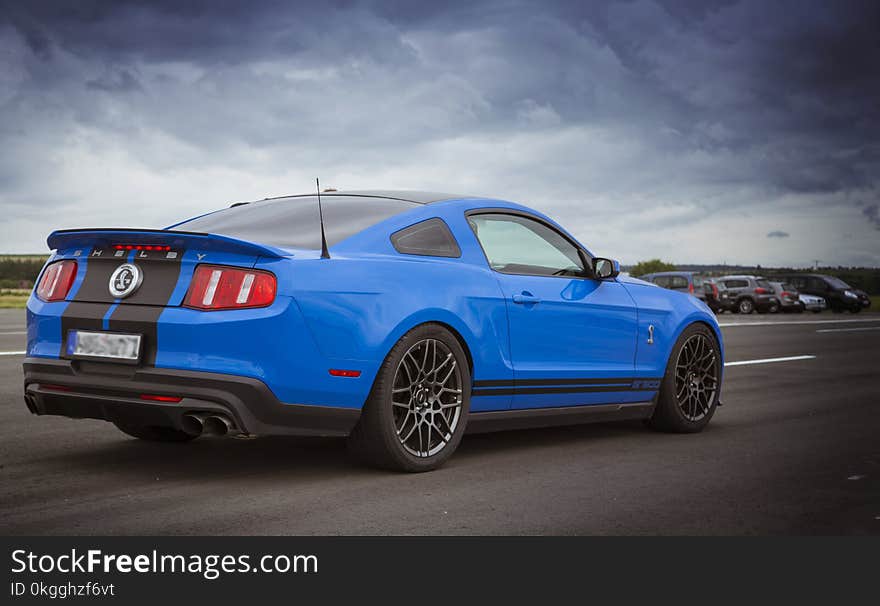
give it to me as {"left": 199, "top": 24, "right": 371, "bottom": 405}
{"left": 391, "top": 218, "right": 461, "bottom": 258}
{"left": 468, "top": 213, "right": 586, "bottom": 277}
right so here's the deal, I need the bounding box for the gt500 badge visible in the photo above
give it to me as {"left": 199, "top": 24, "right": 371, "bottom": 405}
{"left": 108, "top": 263, "right": 143, "bottom": 298}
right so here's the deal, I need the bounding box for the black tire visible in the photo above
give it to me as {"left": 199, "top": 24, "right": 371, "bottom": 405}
{"left": 114, "top": 421, "right": 197, "bottom": 443}
{"left": 347, "top": 323, "right": 471, "bottom": 472}
{"left": 737, "top": 298, "right": 755, "bottom": 314}
{"left": 850, "top": 306, "right": 861, "bottom": 314}
{"left": 812, "top": 309, "right": 822, "bottom": 314}
{"left": 648, "top": 323, "right": 720, "bottom": 433}
{"left": 768, "top": 301, "right": 780, "bottom": 314}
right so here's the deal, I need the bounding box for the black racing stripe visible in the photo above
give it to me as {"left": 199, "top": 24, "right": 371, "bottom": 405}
{"left": 472, "top": 385, "right": 660, "bottom": 397}
{"left": 108, "top": 254, "right": 183, "bottom": 366}
{"left": 473, "top": 377, "right": 661, "bottom": 388}
{"left": 70, "top": 251, "right": 122, "bottom": 303}
{"left": 59, "top": 302, "right": 114, "bottom": 357}
{"left": 120, "top": 251, "right": 184, "bottom": 306}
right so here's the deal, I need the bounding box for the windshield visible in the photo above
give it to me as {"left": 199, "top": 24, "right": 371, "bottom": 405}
{"left": 824, "top": 276, "right": 851, "bottom": 289}
{"left": 171, "top": 195, "right": 419, "bottom": 249}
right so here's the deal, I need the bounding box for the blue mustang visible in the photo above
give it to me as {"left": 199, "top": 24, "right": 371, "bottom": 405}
{"left": 24, "top": 191, "right": 723, "bottom": 471}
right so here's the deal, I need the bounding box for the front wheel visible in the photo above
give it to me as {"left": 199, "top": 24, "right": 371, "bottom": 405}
{"left": 347, "top": 324, "right": 470, "bottom": 472}
{"left": 648, "top": 323, "right": 721, "bottom": 433}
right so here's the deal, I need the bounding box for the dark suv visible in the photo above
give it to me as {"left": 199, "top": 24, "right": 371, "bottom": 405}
{"left": 639, "top": 271, "right": 708, "bottom": 301}
{"left": 715, "top": 275, "right": 781, "bottom": 314}
{"left": 776, "top": 274, "right": 871, "bottom": 313}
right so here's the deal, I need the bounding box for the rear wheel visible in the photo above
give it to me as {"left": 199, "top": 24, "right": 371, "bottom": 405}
{"left": 114, "top": 421, "right": 197, "bottom": 443}
{"left": 649, "top": 323, "right": 720, "bottom": 433}
{"left": 737, "top": 298, "right": 755, "bottom": 314}
{"left": 348, "top": 324, "right": 470, "bottom": 472}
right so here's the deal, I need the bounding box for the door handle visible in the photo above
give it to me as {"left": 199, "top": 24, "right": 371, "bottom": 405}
{"left": 512, "top": 293, "right": 540, "bottom": 305}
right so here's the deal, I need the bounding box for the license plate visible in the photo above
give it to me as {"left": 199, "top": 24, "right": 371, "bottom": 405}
{"left": 67, "top": 330, "right": 142, "bottom": 362}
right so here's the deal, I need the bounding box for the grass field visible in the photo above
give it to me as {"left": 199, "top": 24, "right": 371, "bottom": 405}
{"left": 0, "top": 289, "right": 30, "bottom": 309}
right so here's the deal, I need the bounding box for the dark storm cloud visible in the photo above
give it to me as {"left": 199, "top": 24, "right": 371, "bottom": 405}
{"left": 766, "top": 231, "right": 789, "bottom": 239}
{"left": 0, "top": 0, "right": 878, "bottom": 264}
{"left": 863, "top": 204, "right": 880, "bottom": 230}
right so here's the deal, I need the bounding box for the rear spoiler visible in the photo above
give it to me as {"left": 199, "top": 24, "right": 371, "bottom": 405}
{"left": 47, "top": 229, "right": 291, "bottom": 259}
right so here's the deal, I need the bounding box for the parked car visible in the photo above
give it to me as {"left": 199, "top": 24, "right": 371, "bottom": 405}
{"left": 24, "top": 190, "right": 724, "bottom": 472}
{"left": 700, "top": 279, "right": 723, "bottom": 314}
{"left": 798, "top": 292, "right": 827, "bottom": 313}
{"left": 715, "top": 275, "right": 781, "bottom": 314}
{"left": 775, "top": 273, "right": 871, "bottom": 313}
{"left": 639, "top": 271, "right": 709, "bottom": 302}
{"left": 768, "top": 281, "right": 802, "bottom": 313}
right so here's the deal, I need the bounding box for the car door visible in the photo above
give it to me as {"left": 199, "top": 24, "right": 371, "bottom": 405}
{"left": 467, "top": 211, "right": 638, "bottom": 410}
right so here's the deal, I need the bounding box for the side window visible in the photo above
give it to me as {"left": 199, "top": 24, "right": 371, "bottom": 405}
{"left": 653, "top": 276, "right": 672, "bottom": 288}
{"left": 468, "top": 213, "right": 586, "bottom": 277}
{"left": 391, "top": 218, "right": 461, "bottom": 258}
{"left": 724, "top": 279, "right": 748, "bottom": 288}
{"left": 669, "top": 276, "right": 689, "bottom": 289}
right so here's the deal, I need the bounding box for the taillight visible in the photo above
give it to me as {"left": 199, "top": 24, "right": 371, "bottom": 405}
{"left": 36, "top": 260, "right": 78, "bottom": 302}
{"left": 712, "top": 284, "right": 719, "bottom": 297}
{"left": 754, "top": 287, "right": 768, "bottom": 294}
{"left": 183, "top": 265, "right": 276, "bottom": 310}
{"left": 688, "top": 283, "right": 695, "bottom": 294}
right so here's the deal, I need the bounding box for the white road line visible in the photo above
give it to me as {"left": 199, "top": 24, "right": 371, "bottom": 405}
{"left": 0, "top": 351, "right": 26, "bottom": 356}
{"left": 724, "top": 355, "right": 816, "bottom": 367}
{"left": 0, "top": 331, "right": 26, "bottom": 335}
{"left": 816, "top": 326, "right": 880, "bottom": 333}
{"left": 719, "top": 318, "right": 880, "bottom": 327}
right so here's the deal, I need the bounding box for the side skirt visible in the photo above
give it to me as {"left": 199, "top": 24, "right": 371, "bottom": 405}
{"left": 465, "top": 400, "right": 656, "bottom": 434}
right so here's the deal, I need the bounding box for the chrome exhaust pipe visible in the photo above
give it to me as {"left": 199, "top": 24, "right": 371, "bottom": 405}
{"left": 203, "top": 415, "right": 236, "bottom": 437}
{"left": 181, "top": 413, "right": 207, "bottom": 436}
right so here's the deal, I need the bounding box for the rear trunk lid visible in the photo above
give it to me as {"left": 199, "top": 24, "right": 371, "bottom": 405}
{"left": 48, "top": 228, "right": 289, "bottom": 307}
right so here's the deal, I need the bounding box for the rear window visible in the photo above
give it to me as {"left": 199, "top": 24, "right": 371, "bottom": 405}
{"left": 171, "top": 195, "right": 419, "bottom": 249}
{"left": 756, "top": 279, "right": 771, "bottom": 289}
{"left": 724, "top": 279, "right": 748, "bottom": 288}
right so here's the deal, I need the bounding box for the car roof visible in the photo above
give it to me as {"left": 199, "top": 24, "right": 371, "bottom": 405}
{"left": 243, "top": 190, "right": 485, "bottom": 205}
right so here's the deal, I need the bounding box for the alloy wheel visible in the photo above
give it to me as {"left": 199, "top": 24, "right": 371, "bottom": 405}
{"left": 391, "top": 338, "right": 463, "bottom": 457}
{"left": 673, "top": 333, "right": 719, "bottom": 422}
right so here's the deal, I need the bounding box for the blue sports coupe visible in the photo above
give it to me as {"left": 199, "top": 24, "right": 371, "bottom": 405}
{"left": 24, "top": 190, "right": 723, "bottom": 471}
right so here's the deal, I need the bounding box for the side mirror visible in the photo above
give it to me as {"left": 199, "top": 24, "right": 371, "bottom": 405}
{"left": 593, "top": 257, "right": 620, "bottom": 280}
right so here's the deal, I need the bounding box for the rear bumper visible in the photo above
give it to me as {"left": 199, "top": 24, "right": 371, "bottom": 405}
{"left": 22, "top": 358, "right": 360, "bottom": 437}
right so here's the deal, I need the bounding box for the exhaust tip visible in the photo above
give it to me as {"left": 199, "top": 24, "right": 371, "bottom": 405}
{"left": 203, "top": 415, "right": 233, "bottom": 436}
{"left": 181, "top": 413, "right": 205, "bottom": 436}
{"left": 24, "top": 394, "right": 37, "bottom": 414}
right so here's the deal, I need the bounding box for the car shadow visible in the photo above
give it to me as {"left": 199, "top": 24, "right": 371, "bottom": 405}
{"left": 30, "top": 419, "right": 661, "bottom": 482}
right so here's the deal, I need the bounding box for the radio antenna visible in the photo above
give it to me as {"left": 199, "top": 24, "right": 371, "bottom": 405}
{"left": 316, "top": 177, "right": 330, "bottom": 259}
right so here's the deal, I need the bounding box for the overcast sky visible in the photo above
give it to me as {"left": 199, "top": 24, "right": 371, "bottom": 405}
{"left": 1, "top": 0, "right": 878, "bottom": 266}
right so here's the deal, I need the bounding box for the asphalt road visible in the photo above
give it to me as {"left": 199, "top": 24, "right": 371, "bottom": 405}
{"left": 1, "top": 309, "right": 878, "bottom": 535}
